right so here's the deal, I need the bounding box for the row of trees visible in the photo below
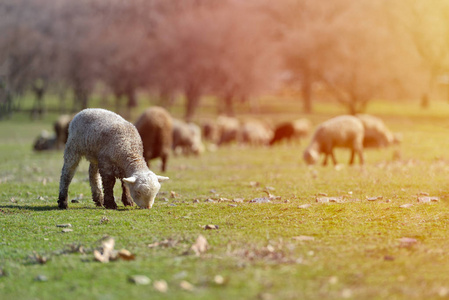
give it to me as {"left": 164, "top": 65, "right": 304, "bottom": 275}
{"left": 0, "top": 0, "right": 448, "bottom": 120}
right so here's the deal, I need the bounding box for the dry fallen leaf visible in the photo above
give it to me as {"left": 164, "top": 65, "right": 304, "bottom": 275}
{"left": 398, "top": 237, "right": 418, "bottom": 247}
{"left": 400, "top": 204, "right": 414, "bottom": 208}
{"left": 249, "top": 181, "right": 260, "bottom": 187}
{"left": 191, "top": 235, "right": 208, "bottom": 256}
{"left": 118, "top": 249, "right": 135, "bottom": 261}
{"left": 94, "top": 237, "right": 116, "bottom": 263}
{"left": 214, "top": 275, "right": 225, "bottom": 285}
{"left": 204, "top": 224, "right": 219, "bottom": 230}
{"left": 179, "top": 280, "right": 194, "bottom": 291}
{"left": 170, "top": 191, "right": 180, "bottom": 198}
{"left": 298, "top": 204, "right": 311, "bottom": 209}
{"left": 366, "top": 196, "right": 383, "bottom": 201}
{"left": 153, "top": 280, "right": 168, "bottom": 293}
{"left": 30, "top": 252, "right": 47, "bottom": 264}
{"left": 129, "top": 275, "right": 151, "bottom": 285}
{"left": 148, "top": 242, "right": 160, "bottom": 248}
{"left": 316, "top": 196, "right": 343, "bottom": 203}
{"left": 249, "top": 197, "right": 271, "bottom": 203}
{"left": 93, "top": 250, "right": 108, "bottom": 263}
{"left": 56, "top": 224, "right": 72, "bottom": 228}
{"left": 35, "top": 275, "right": 48, "bottom": 282}
{"left": 292, "top": 236, "right": 315, "bottom": 242}
{"left": 417, "top": 196, "right": 439, "bottom": 203}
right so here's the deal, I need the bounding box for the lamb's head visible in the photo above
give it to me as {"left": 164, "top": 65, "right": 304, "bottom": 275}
{"left": 303, "top": 148, "right": 320, "bottom": 165}
{"left": 123, "top": 172, "right": 169, "bottom": 209}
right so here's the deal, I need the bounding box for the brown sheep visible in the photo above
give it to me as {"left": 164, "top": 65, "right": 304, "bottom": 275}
{"left": 54, "top": 114, "right": 74, "bottom": 149}
{"left": 270, "top": 119, "right": 311, "bottom": 145}
{"left": 135, "top": 107, "right": 173, "bottom": 172}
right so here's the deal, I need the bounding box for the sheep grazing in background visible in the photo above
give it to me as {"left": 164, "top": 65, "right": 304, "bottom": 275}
{"left": 239, "top": 119, "right": 273, "bottom": 146}
{"left": 269, "top": 118, "right": 311, "bottom": 146}
{"left": 201, "top": 119, "right": 219, "bottom": 144}
{"left": 303, "top": 115, "right": 365, "bottom": 166}
{"left": 33, "top": 130, "right": 57, "bottom": 151}
{"left": 216, "top": 115, "right": 240, "bottom": 145}
{"left": 58, "top": 108, "right": 169, "bottom": 210}
{"left": 172, "top": 119, "right": 205, "bottom": 156}
{"left": 33, "top": 114, "right": 74, "bottom": 151}
{"left": 135, "top": 107, "right": 173, "bottom": 172}
{"left": 356, "top": 114, "right": 401, "bottom": 148}
{"left": 54, "top": 114, "right": 73, "bottom": 149}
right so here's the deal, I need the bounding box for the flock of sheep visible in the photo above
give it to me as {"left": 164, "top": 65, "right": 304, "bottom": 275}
{"left": 32, "top": 107, "right": 400, "bottom": 209}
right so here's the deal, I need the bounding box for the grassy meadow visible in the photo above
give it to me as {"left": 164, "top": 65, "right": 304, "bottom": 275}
{"left": 2, "top": 97, "right": 449, "bottom": 299}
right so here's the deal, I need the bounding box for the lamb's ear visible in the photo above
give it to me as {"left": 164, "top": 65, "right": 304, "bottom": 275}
{"left": 123, "top": 176, "right": 137, "bottom": 184}
{"left": 157, "top": 175, "right": 169, "bottom": 183}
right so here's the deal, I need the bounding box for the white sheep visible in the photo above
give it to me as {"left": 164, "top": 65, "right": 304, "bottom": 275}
{"left": 216, "top": 115, "right": 240, "bottom": 145}
{"left": 172, "top": 119, "right": 205, "bottom": 156}
{"left": 239, "top": 119, "right": 273, "bottom": 146}
{"left": 303, "top": 115, "right": 365, "bottom": 166}
{"left": 58, "top": 108, "right": 169, "bottom": 210}
{"left": 356, "top": 114, "right": 401, "bottom": 148}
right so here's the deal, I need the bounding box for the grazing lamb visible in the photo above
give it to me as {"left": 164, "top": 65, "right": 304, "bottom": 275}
{"left": 216, "top": 116, "right": 240, "bottom": 145}
{"left": 135, "top": 107, "right": 173, "bottom": 172}
{"left": 356, "top": 114, "right": 401, "bottom": 148}
{"left": 58, "top": 108, "right": 169, "bottom": 210}
{"left": 172, "top": 119, "right": 205, "bottom": 155}
{"left": 239, "top": 119, "right": 273, "bottom": 146}
{"left": 33, "top": 130, "right": 57, "bottom": 151}
{"left": 54, "top": 114, "right": 73, "bottom": 149}
{"left": 303, "top": 115, "right": 365, "bottom": 166}
{"left": 270, "top": 118, "right": 311, "bottom": 145}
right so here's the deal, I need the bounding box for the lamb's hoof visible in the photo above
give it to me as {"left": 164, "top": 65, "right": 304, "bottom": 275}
{"left": 94, "top": 201, "right": 103, "bottom": 207}
{"left": 103, "top": 202, "right": 118, "bottom": 210}
{"left": 58, "top": 201, "right": 68, "bottom": 209}
{"left": 122, "top": 197, "right": 134, "bottom": 207}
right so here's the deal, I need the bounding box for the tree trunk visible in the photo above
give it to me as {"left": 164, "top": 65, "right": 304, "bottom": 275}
{"left": 185, "top": 86, "right": 200, "bottom": 122}
{"left": 125, "top": 89, "right": 137, "bottom": 120}
{"left": 301, "top": 69, "right": 312, "bottom": 113}
{"left": 223, "top": 95, "right": 235, "bottom": 117}
{"left": 31, "top": 86, "right": 46, "bottom": 120}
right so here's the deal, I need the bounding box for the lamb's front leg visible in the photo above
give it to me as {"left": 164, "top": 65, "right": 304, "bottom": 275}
{"left": 121, "top": 180, "right": 134, "bottom": 207}
{"left": 99, "top": 167, "right": 118, "bottom": 210}
{"left": 89, "top": 163, "right": 103, "bottom": 207}
{"left": 58, "top": 149, "right": 81, "bottom": 209}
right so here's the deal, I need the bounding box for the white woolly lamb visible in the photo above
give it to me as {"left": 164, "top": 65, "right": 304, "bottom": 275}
{"left": 303, "top": 115, "right": 365, "bottom": 166}
{"left": 58, "top": 108, "right": 169, "bottom": 210}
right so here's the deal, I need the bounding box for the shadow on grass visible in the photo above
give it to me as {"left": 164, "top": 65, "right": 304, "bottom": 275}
{"left": 0, "top": 204, "right": 139, "bottom": 212}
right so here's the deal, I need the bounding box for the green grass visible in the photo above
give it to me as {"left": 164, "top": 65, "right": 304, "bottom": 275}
{"left": 2, "top": 98, "right": 449, "bottom": 299}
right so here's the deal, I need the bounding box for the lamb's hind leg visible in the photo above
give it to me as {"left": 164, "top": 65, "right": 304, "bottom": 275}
{"left": 349, "top": 150, "right": 355, "bottom": 165}
{"left": 99, "top": 167, "right": 118, "bottom": 209}
{"left": 89, "top": 163, "right": 103, "bottom": 207}
{"left": 121, "top": 180, "right": 134, "bottom": 207}
{"left": 58, "top": 148, "right": 81, "bottom": 209}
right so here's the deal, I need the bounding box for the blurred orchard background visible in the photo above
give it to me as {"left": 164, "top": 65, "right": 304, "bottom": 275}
{"left": 1, "top": 0, "right": 449, "bottom": 122}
